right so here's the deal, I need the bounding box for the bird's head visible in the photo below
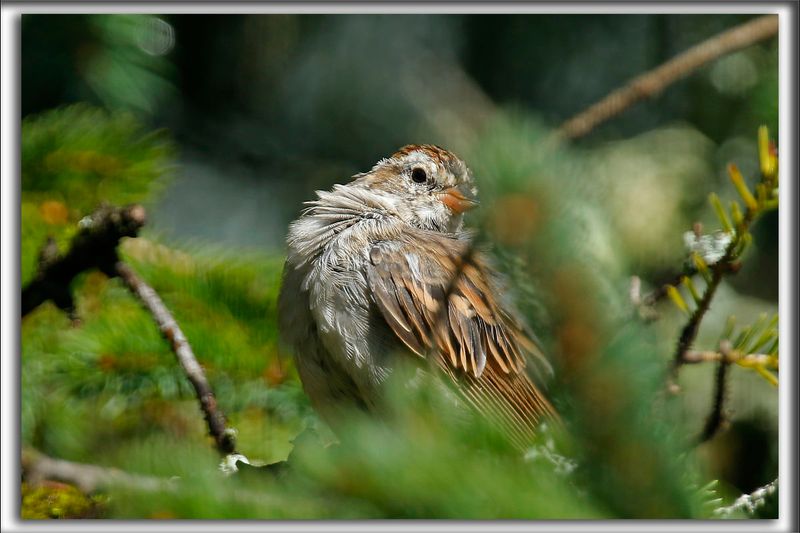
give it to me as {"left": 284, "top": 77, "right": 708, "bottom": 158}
{"left": 353, "top": 144, "right": 479, "bottom": 233}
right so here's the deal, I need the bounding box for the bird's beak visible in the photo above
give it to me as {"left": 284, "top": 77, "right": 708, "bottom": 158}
{"left": 439, "top": 185, "right": 479, "bottom": 214}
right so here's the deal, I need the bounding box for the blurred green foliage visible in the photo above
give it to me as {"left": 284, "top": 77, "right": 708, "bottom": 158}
{"left": 20, "top": 13, "right": 779, "bottom": 520}
{"left": 83, "top": 15, "right": 177, "bottom": 114}
{"left": 21, "top": 105, "right": 173, "bottom": 285}
{"left": 22, "top": 15, "right": 176, "bottom": 116}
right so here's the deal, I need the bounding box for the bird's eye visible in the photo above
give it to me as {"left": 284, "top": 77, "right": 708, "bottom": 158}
{"left": 411, "top": 167, "right": 427, "bottom": 183}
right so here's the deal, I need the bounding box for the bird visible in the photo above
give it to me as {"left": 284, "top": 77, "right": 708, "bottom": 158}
{"left": 278, "top": 144, "right": 557, "bottom": 449}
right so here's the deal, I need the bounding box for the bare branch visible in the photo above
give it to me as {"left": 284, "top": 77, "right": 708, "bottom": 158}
{"left": 116, "top": 261, "right": 237, "bottom": 455}
{"left": 22, "top": 448, "right": 287, "bottom": 508}
{"left": 557, "top": 15, "right": 778, "bottom": 140}
{"left": 22, "top": 448, "right": 174, "bottom": 494}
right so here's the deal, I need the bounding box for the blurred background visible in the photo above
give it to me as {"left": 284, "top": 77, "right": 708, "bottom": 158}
{"left": 20, "top": 14, "right": 778, "bottom": 519}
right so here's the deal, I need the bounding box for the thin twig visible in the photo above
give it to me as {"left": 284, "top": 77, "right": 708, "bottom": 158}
{"left": 22, "top": 448, "right": 287, "bottom": 508}
{"left": 682, "top": 349, "right": 777, "bottom": 368}
{"left": 556, "top": 15, "right": 778, "bottom": 140}
{"left": 22, "top": 448, "right": 174, "bottom": 494}
{"left": 116, "top": 261, "right": 237, "bottom": 456}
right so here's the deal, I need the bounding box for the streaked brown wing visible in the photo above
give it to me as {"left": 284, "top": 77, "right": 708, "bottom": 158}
{"left": 366, "top": 233, "right": 558, "bottom": 445}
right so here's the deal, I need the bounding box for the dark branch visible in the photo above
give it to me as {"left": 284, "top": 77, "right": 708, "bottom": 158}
{"left": 698, "top": 342, "right": 733, "bottom": 443}
{"left": 670, "top": 270, "right": 723, "bottom": 380}
{"left": 22, "top": 204, "right": 146, "bottom": 317}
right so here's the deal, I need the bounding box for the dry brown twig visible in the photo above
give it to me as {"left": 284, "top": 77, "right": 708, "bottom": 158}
{"left": 557, "top": 15, "right": 778, "bottom": 140}
{"left": 22, "top": 448, "right": 175, "bottom": 494}
{"left": 21, "top": 447, "right": 287, "bottom": 508}
{"left": 115, "top": 261, "right": 236, "bottom": 455}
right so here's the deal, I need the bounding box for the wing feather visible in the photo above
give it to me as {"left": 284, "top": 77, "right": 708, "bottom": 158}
{"left": 366, "top": 232, "right": 558, "bottom": 446}
{"left": 365, "top": 261, "right": 424, "bottom": 354}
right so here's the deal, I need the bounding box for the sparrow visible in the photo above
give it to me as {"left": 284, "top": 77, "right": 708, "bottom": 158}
{"left": 278, "top": 144, "right": 557, "bottom": 449}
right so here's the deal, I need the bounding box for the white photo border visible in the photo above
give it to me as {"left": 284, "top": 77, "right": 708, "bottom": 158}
{"left": 2, "top": 3, "right": 796, "bottom": 532}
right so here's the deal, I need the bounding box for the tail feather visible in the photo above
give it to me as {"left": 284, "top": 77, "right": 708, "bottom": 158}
{"left": 440, "top": 361, "right": 559, "bottom": 450}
